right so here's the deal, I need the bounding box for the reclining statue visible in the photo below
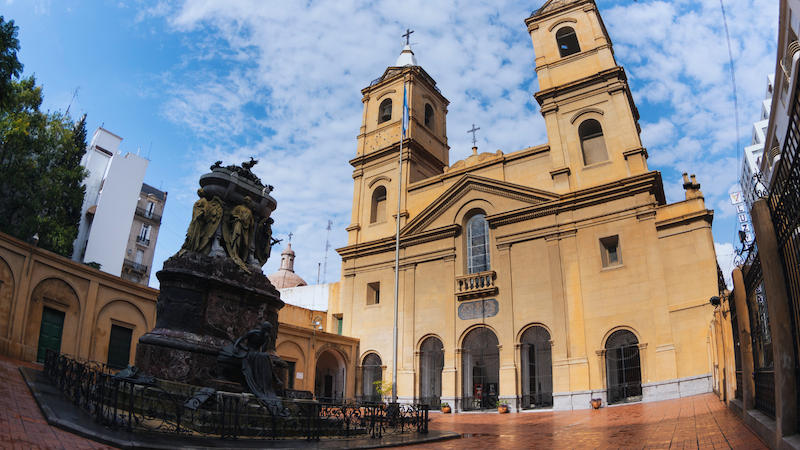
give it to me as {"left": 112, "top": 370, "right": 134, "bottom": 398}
{"left": 218, "top": 321, "right": 285, "bottom": 415}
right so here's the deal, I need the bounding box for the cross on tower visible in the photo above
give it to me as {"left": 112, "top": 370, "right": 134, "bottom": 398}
{"left": 402, "top": 28, "right": 414, "bottom": 45}
{"left": 287, "top": 232, "right": 293, "bottom": 243}
{"left": 467, "top": 124, "right": 481, "bottom": 147}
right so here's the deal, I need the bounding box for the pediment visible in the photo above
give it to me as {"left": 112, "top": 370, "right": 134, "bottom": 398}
{"left": 402, "top": 174, "right": 559, "bottom": 236}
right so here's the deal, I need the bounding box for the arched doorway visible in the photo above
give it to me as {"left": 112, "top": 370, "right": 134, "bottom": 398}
{"left": 419, "top": 336, "right": 443, "bottom": 409}
{"left": 361, "top": 353, "right": 382, "bottom": 402}
{"left": 605, "top": 330, "right": 642, "bottom": 404}
{"left": 520, "top": 326, "right": 553, "bottom": 409}
{"left": 315, "top": 348, "right": 345, "bottom": 402}
{"left": 461, "top": 327, "right": 499, "bottom": 411}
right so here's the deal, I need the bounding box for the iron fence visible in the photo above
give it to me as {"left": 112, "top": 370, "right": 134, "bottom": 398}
{"left": 754, "top": 369, "right": 776, "bottom": 418}
{"left": 457, "top": 395, "right": 498, "bottom": 411}
{"left": 44, "top": 350, "right": 428, "bottom": 441}
{"left": 519, "top": 393, "right": 553, "bottom": 410}
{"left": 416, "top": 396, "right": 441, "bottom": 411}
{"left": 736, "top": 371, "right": 743, "bottom": 401}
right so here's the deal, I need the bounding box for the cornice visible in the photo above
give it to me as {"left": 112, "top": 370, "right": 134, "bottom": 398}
{"left": 534, "top": 66, "right": 627, "bottom": 106}
{"left": 654, "top": 209, "right": 714, "bottom": 229}
{"left": 336, "top": 224, "right": 461, "bottom": 261}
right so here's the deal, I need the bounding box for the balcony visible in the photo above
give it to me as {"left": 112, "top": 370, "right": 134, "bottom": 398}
{"left": 455, "top": 270, "right": 496, "bottom": 300}
{"left": 123, "top": 259, "right": 148, "bottom": 274}
{"left": 136, "top": 236, "right": 150, "bottom": 246}
{"left": 135, "top": 207, "right": 162, "bottom": 223}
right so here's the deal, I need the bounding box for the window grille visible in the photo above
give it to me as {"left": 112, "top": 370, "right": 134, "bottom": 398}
{"left": 461, "top": 327, "right": 499, "bottom": 410}
{"left": 419, "top": 337, "right": 444, "bottom": 409}
{"left": 362, "top": 353, "right": 383, "bottom": 402}
{"left": 520, "top": 326, "right": 553, "bottom": 409}
{"left": 605, "top": 330, "right": 642, "bottom": 404}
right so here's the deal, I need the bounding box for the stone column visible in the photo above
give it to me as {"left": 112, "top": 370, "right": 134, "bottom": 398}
{"left": 732, "top": 267, "right": 755, "bottom": 412}
{"left": 752, "top": 199, "right": 797, "bottom": 442}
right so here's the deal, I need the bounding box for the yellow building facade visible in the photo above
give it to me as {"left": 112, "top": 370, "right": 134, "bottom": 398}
{"left": 332, "top": 0, "right": 719, "bottom": 412}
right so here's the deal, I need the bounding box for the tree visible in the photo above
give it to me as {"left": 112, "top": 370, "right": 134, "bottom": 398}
{"left": 0, "top": 20, "right": 87, "bottom": 258}
{"left": 0, "top": 17, "right": 23, "bottom": 109}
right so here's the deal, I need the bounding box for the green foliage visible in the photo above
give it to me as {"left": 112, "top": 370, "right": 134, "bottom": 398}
{"left": 0, "top": 17, "right": 23, "bottom": 109}
{"left": 372, "top": 380, "right": 392, "bottom": 397}
{"left": 0, "top": 20, "right": 87, "bottom": 258}
{"left": 84, "top": 262, "right": 102, "bottom": 270}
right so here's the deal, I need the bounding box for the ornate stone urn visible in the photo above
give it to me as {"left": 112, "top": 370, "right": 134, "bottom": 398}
{"left": 136, "top": 159, "right": 287, "bottom": 389}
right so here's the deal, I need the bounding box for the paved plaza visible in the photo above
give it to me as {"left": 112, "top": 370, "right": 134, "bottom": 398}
{"left": 0, "top": 354, "right": 767, "bottom": 450}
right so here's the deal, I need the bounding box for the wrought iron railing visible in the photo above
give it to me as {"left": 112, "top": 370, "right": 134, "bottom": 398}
{"left": 43, "top": 350, "right": 428, "bottom": 440}
{"left": 767, "top": 72, "right": 800, "bottom": 435}
{"left": 416, "top": 396, "right": 441, "bottom": 411}
{"left": 135, "top": 207, "right": 162, "bottom": 223}
{"left": 736, "top": 371, "right": 743, "bottom": 401}
{"left": 136, "top": 236, "right": 150, "bottom": 246}
{"left": 455, "top": 270, "right": 496, "bottom": 298}
{"left": 123, "top": 259, "right": 148, "bottom": 274}
{"left": 754, "top": 369, "right": 776, "bottom": 418}
{"left": 457, "top": 395, "right": 498, "bottom": 411}
{"left": 519, "top": 393, "right": 553, "bottom": 410}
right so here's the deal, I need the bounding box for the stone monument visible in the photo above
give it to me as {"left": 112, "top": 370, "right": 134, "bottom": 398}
{"left": 136, "top": 159, "right": 285, "bottom": 389}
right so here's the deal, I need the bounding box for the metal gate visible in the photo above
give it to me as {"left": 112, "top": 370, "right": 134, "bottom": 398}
{"left": 766, "top": 67, "right": 800, "bottom": 432}
{"left": 520, "top": 326, "right": 553, "bottom": 409}
{"left": 605, "top": 330, "right": 642, "bottom": 404}
{"left": 361, "top": 353, "right": 383, "bottom": 403}
{"left": 419, "top": 337, "right": 443, "bottom": 410}
{"left": 461, "top": 327, "right": 499, "bottom": 411}
{"left": 315, "top": 367, "right": 345, "bottom": 403}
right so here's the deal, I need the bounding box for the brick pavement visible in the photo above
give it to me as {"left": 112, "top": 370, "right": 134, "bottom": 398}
{"left": 0, "top": 352, "right": 768, "bottom": 449}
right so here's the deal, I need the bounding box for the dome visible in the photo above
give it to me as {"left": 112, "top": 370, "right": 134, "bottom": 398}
{"left": 266, "top": 243, "right": 308, "bottom": 289}
{"left": 396, "top": 45, "right": 417, "bottom": 66}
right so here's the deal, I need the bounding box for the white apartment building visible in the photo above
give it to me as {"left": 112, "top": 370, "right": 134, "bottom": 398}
{"left": 740, "top": 75, "right": 774, "bottom": 212}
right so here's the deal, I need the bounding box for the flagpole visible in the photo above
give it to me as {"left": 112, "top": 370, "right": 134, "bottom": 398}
{"left": 392, "top": 77, "right": 407, "bottom": 405}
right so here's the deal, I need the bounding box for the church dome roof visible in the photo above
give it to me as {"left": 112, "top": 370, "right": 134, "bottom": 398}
{"left": 396, "top": 45, "right": 417, "bottom": 66}
{"left": 267, "top": 243, "right": 308, "bottom": 289}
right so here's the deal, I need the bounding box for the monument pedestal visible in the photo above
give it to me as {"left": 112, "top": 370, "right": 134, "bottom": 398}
{"left": 136, "top": 252, "right": 287, "bottom": 388}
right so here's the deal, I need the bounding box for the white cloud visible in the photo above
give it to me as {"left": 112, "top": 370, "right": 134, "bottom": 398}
{"left": 135, "top": 0, "right": 779, "bottom": 285}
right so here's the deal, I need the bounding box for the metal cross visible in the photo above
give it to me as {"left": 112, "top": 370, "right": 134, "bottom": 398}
{"left": 288, "top": 232, "right": 293, "bottom": 243}
{"left": 467, "top": 124, "right": 481, "bottom": 147}
{"left": 402, "top": 28, "right": 414, "bottom": 45}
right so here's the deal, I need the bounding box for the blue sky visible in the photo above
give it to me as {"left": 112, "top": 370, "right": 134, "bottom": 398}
{"left": 3, "top": 0, "right": 778, "bottom": 288}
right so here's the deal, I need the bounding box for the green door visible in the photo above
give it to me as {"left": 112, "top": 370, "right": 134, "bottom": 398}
{"left": 37, "top": 307, "right": 65, "bottom": 363}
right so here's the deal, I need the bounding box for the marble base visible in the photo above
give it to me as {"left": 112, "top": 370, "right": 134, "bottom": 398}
{"left": 642, "top": 373, "right": 712, "bottom": 402}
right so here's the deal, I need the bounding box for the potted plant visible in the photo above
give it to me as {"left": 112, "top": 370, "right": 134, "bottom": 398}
{"left": 441, "top": 402, "right": 451, "bottom": 413}
{"left": 591, "top": 398, "right": 602, "bottom": 409}
{"left": 496, "top": 398, "right": 509, "bottom": 414}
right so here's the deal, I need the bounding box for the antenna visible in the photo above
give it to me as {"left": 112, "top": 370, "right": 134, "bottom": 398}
{"left": 147, "top": 141, "right": 153, "bottom": 160}
{"left": 323, "top": 220, "right": 332, "bottom": 284}
{"left": 66, "top": 87, "right": 80, "bottom": 114}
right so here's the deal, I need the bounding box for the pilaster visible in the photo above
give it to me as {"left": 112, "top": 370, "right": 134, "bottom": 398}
{"left": 732, "top": 267, "right": 756, "bottom": 412}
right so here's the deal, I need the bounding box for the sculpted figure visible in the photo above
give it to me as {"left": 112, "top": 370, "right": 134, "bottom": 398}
{"left": 219, "top": 321, "right": 284, "bottom": 415}
{"left": 223, "top": 196, "right": 255, "bottom": 272}
{"left": 178, "top": 189, "right": 223, "bottom": 256}
{"left": 254, "top": 217, "right": 281, "bottom": 266}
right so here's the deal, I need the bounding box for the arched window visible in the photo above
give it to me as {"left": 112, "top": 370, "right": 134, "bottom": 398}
{"left": 579, "top": 119, "right": 609, "bottom": 165}
{"left": 605, "top": 330, "right": 642, "bottom": 405}
{"left": 424, "top": 104, "right": 434, "bottom": 129}
{"left": 461, "top": 327, "right": 499, "bottom": 410}
{"left": 378, "top": 99, "right": 392, "bottom": 124}
{"left": 370, "top": 186, "right": 387, "bottom": 223}
{"left": 556, "top": 27, "right": 580, "bottom": 57}
{"left": 419, "top": 336, "right": 444, "bottom": 409}
{"left": 467, "top": 214, "right": 490, "bottom": 273}
{"left": 520, "top": 326, "right": 553, "bottom": 409}
{"left": 362, "top": 353, "right": 383, "bottom": 402}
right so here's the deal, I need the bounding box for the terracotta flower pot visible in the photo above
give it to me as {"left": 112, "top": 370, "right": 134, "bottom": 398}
{"left": 442, "top": 406, "right": 451, "bottom": 413}
{"left": 497, "top": 405, "right": 509, "bottom": 414}
{"left": 591, "top": 399, "right": 602, "bottom": 409}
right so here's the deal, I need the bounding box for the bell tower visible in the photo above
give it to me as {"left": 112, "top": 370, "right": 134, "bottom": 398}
{"left": 346, "top": 44, "right": 450, "bottom": 246}
{"left": 526, "top": 0, "right": 648, "bottom": 193}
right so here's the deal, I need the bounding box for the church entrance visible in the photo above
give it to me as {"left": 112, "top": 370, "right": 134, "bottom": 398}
{"left": 605, "top": 330, "right": 642, "bottom": 405}
{"left": 418, "top": 336, "right": 443, "bottom": 410}
{"left": 461, "top": 327, "right": 499, "bottom": 411}
{"left": 520, "top": 326, "right": 553, "bottom": 409}
{"left": 315, "top": 349, "right": 345, "bottom": 403}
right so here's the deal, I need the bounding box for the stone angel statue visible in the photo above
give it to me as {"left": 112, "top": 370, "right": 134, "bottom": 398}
{"left": 177, "top": 188, "right": 223, "bottom": 257}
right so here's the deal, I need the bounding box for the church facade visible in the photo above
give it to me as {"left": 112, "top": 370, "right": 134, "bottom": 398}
{"left": 331, "top": 0, "right": 718, "bottom": 411}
